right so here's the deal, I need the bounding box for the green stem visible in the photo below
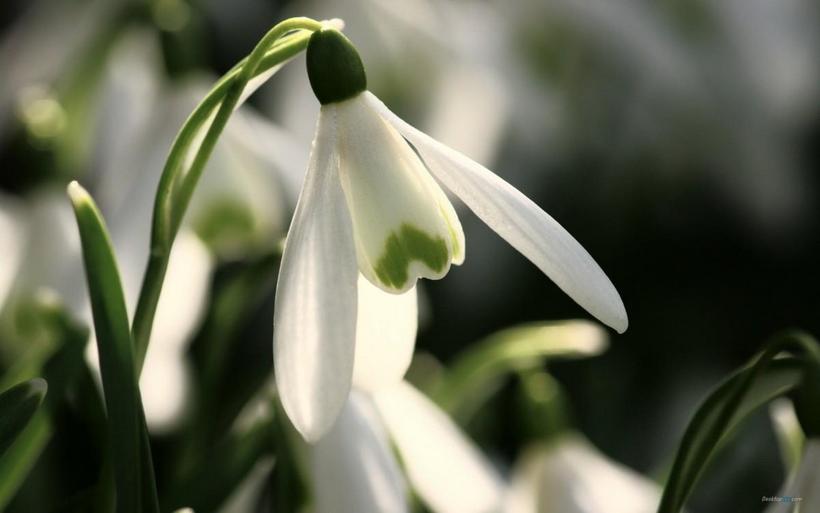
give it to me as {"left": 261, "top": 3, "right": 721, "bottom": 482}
{"left": 657, "top": 330, "right": 820, "bottom": 513}
{"left": 131, "top": 17, "right": 322, "bottom": 371}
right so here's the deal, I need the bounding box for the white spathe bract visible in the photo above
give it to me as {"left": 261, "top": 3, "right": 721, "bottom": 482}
{"left": 505, "top": 435, "right": 660, "bottom": 513}
{"left": 373, "top": 381, "right": 505, "bottom": 513}
{"left": 275, "top": 89, "right": 627, "bottom": 442}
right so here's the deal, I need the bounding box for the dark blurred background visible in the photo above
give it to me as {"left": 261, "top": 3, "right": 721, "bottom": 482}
{"left": 1, "top": 0, "right": 818, "bottom": 512}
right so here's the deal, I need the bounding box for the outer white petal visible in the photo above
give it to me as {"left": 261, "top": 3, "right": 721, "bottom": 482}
{"left": 373, "top": 381, "right": 504, "bottom": 513}
{"left": 273, "top": 110, "right": 358, "bottom": 443}
{"left": 332, "top": 94, "right": 464, "bottom": 294}
{"left": 352, "top": 275, "right": 418, "bottom": 391}
{"left": 505, "top": 435, "right": 660, "bottom": 513}
{"left": 312, "top": 392, "right": 408, "bottom": 513}
{"left": 365, "top": 92, "right": 627, "bottom": 333}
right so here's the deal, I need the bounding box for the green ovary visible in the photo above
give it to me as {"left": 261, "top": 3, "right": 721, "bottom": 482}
{"left": 374, "top": 224, "right": 449, "bottom": 289}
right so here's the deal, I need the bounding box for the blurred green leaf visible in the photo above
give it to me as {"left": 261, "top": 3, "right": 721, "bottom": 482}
{"left": 0, "top": 290, "right": 78, "bottom": 392}
{"left": 432, "top": 320, "right": 608, "bottom": 422}
{"left": 0, "top": 410, "right": 50, "bottom": 508}
{"left": 0, "top": 379, "right": 47, "bottom": 459}
{"left": 67, "top": 182, "right": 157, "bottom": 513}
{"left": 0, "top": 293, "right": 88, "bottom": 509}
{"left": 58, "top": 365, "right": 115, "bottom": 513}
{"left": 657, "top": 357, "right": 805, "bottom": 513}
{"left": 193, "top": 255, "right": 278, "bottom": 438}
{"left": 515, "top": 370, "right": 571, "bottom": 442}
{"left": 271, "top": 406, "right": 309, "bottom": 513}
{"left": 165, "top": 412, "right": 275, "bottom": 512}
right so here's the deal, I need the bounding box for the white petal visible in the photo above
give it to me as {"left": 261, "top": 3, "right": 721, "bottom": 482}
{"left": 0, "top": 196, "right": 25, "bottom": 310}
{"left": 139, "top": 350, "right": 190, "bottom": 433}
{"left": 352, "top": 275, "right": 418, "bottom": 391}
{"left": 766, "top": 439, "right": 820, "bottom": 513}
{"left": 150, "top": 232, "right": 212, "bottom": 354}
{"left": 312, "top": 392, "right": 408, "bottom": 513}
{"left": 139, "top": 232, "right": 210, "bottom": 431}
{"left": 273, "top": 109, "right": 358, "bottom": 443}
{"left": 17, "top": 190, "right": 84, "bottom": 307}
{"left": 793, "top": 439, "right": 820, "bottom": 510}
{"left": 504, "top": 451, "right": 539, "bottom": 513}
{"left": 366, "top": 92, "right": 627, "bottom": 333}
{"left": 506, "top": 435, "right": 660, "bottom": 513}
{"left": 332, "top": 94, "right": 464, "bottom": 294}
{"left": 189, "top": 106, "right": 293, "bottom": 254}
{"left": 769, "top": 398, "right": 804, "bottom": 476}
{"left": 373, "top": 381, "right": 504, "bottom": 513}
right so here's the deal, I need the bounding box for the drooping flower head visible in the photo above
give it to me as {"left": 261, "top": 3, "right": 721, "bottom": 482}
{"left": 305, "top": 28, "right": 465, "bottom": 292}
{"left": 274, "top": 26, "right": 628, "bottom": 442}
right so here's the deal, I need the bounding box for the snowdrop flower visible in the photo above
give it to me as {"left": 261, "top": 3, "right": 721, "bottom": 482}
{"left": 274, "top": 27, "right": 627, "bottom": 442}
{"left": 505, "top": 434, "right": 661, "bottom": 513}
{"left": 312, "top": 277, "right": 504, "bottom": 513}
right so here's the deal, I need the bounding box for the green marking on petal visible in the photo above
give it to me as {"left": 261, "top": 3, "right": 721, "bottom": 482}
{"left": 194, "top": 198, "right": 256, "bottom": 250}
{"left": 374, "top": 224, "right": 449, "bottom": 289}
{"left": 440, "top": 204, "right": 462, "bottom": 259}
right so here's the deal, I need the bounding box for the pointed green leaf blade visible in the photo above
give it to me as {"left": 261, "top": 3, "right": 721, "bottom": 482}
{"left": 67, "top": 181, "right": 149, "bottom": 513}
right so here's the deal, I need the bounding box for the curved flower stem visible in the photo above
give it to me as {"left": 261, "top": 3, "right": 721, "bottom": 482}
{"left": 131, "top": 17, "right": 323, "bottom": 371}
{"left": 657, "top": 330, "right": 820, "bottom": 513}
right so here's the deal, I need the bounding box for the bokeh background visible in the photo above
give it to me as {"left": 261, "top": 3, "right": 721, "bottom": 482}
{"left": 1, "top": 0, "right": 819, "bottom": 512}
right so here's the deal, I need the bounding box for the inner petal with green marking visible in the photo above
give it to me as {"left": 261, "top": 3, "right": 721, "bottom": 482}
{"left": 330, "top": 93, "right": 465, "bottom": 293}
{"left": 375, "top": 224, "right": 449, "bottom": 290}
